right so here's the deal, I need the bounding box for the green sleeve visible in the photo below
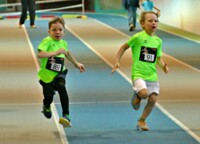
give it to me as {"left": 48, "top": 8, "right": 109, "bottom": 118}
{"left": 157, "top": 39, "right": 162, "bottom": 57}
{"left": 38, "top": 38, "right": 50, "bottom": 52}
{"left": 127, "top": 35, "right": 136, "bottom": 47}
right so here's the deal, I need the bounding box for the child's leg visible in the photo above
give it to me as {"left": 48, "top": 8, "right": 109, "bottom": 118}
{"left": 53, "top": 78, "right": 69, "bottom": 116}
{"left": 40, "top": 80, "right": 55, "bottom": 108}
{"left": 137, "top": 81, "right": 159, "bottom": 131}
{"left": 54, "top": 78, "right": 71, "bottom": 127}
{"left": 57, "top": 87, "right": 69, "bottom": 115}
{"left": 132, "top": 78, "right": 149, "bottom": 110}
{"left": 140, "top": 81, "right": 159, "bottom": 120}
{"left": 39, "top": 80, "right": 55, "bottom": 119}
{"left": 140, "top": 92, "right": 157, "bottom": 120}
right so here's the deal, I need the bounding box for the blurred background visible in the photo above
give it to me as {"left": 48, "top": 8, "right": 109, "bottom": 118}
{"left": 0, "top": 0, "right": 200, "bottom": 35}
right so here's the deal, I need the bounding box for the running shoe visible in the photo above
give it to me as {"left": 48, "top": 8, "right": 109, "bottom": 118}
{"left": 129, "top": 24, "right": 135, "bottom": 31}
{"left": 30, "top": 24, "right": 36, "bottom": 28}
{"left": 42, "top": 105, "right": 52, "bottom": 119}
{"left": 136, "top": 119, "right": 149, "bottom": 131}
{"left": 59, "top": 114, "right": 72, "bottom": 128}
{"left": 19, "top": 24, "right": 23, "bottom": 28}
{"left": 131, "top": 94, "right": 141, "bottom": 110}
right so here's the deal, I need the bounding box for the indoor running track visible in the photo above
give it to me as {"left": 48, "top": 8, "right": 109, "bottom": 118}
{"left": 1, "top": 13, "right": 200, "bottom": 144}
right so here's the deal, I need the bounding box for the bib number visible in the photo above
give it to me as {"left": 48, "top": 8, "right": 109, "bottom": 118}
{"left": 50, "top": 63, "right": 62, "bottom": 72}
{"left": 144, "top": 54, "right": 155, "bottom": 62}
{"left": 46, "top": 57, "right": 64, "bottom": 72}
{"left": 139, "top": 46, "right": 157, "bottom": 63}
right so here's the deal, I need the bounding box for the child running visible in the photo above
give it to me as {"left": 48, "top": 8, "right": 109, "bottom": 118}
{"left": 37, "top": 17, "right": 85, "bottom": 127}
{"left": 141, "top": 0, "right": 161, "bottom": 17}
{"left": 111, "top": 11, "right": 169, "bottom": 131}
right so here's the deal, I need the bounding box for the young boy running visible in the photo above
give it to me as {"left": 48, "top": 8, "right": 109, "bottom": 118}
{"left": 37, "top": 17, "right": 85, "bottom": 128}
{"left": 111, "top": 11, "right": 169, "bottom": 131}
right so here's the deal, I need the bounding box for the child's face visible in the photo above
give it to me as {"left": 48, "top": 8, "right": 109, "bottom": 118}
{"left": 141, "top": 13, "right": 158, "bottom": 35}
{"left": 48, "top": 22, "right": 65, "bottom": 40}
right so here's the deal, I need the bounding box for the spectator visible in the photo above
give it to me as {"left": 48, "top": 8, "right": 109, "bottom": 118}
{"left": 123, "top": 0, "right": 140, "bottom": 31}
{"left": 141, "top": 0, "right": 160, "bottom": 16}
{"left": 19, "top": 0, "right": 36, "bottom": 28}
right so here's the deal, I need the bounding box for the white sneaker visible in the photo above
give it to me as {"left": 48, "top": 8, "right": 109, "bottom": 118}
{"left": 136, "top": 119, "right": 149, "bottom": 131}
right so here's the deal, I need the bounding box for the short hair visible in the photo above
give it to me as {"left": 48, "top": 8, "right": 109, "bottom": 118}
{"left": 139, "top": 11, "right": 159, "bottom": 29}
{"left": 48, "top": 16, "right": 65, "bottom": 29}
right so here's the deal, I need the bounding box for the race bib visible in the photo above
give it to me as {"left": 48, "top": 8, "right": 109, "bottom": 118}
{"left": 139, "top": 46, "right": 157, "bottom": 63}
{"left": 46, "top": 57, "right": 64, "bottom": 72}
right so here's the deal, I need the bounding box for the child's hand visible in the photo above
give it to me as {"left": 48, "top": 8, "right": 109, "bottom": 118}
{"left": 111, "top": 63, "right": 120, "bottom": 74}
{"left": 157, "top": 10, "right": 161, "bottom": 17}
{"left": 75, "top": 63, "right": 85, "bottom": 72}
{"left": 163, "top": 64, "right": 169, "bottom": 74}
{"left": 56, "top": 48, "right": 67, "bottom": 55}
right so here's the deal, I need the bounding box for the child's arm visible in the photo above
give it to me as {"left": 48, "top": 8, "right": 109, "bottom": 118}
{"left": 65, "top": 51, "right": 85, "bottom": 72}
{"left": 111, "top": 43, "right": 130, "bottom": 73}
{"left": 157, "top": 57, "right": 169, "bottom": 74}
{"left": 37, "top": 50, "right": 58, "bottom": 58}
{"left": 37, "top": 48, "right": 67, "bottom": 58}
{"left": 154, "top": 6, "right": 160, "bottom": 12}
{"left": 154, "top": 6, "right": 161, "bottom": 17}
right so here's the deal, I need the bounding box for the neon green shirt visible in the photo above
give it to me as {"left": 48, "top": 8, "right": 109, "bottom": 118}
{"left": 127, "top": 31, "right": 162, "bottom": 81}
{"left": 37, "top": 36, "right": 68, "bottom": 83}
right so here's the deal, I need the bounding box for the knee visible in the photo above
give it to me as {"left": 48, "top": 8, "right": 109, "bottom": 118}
{"left": 148, "top": 93, "right": 158, "bottom": 105}
{"left": 138, "top": 89, "right": 148, "bottom": 99}
{"left": 54, "top": 77, "right": 65, "bottom": 90}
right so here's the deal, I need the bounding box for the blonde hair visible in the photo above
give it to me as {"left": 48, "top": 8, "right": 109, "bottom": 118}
{"left": 139, "top": 11, "right": 159, "bottom": 29}
{"left": 48, "top": 16, "right": 65, "bottom": 29}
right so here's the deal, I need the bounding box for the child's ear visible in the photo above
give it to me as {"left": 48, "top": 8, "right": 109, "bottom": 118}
{"left": 140, "top": 21, "right": 145, "bottom": 28}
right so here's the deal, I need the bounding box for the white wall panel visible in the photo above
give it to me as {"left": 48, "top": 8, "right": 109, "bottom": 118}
{"left": 153, "top": 0, "right": 200, "bottom": 34}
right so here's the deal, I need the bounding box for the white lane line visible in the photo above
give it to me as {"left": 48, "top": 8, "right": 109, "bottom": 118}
{"left": 156, "top": 104, "right": 200, "bottom": 142}
{"left": 94, "top": 19, "right": 200, "bottom": 73}
{"left": 0, "top": 99, "right": 199, "bottom": 106}
{"left": 158, "top": 27, "right": 200, "bottom": 44}
{"left": 65, "top": 20, "right": 200, "bottom": 143}
{"left": 23, "top": 26, "right": 69, "bottom": 144}
{"left": 164, "top": 53, "right": 200, "bottom": 73}
{"left": 65, "top": 23, "right": 131, "bottom": 84}
{"left": 110, "top": 13, "right": 200, "bottom": 44}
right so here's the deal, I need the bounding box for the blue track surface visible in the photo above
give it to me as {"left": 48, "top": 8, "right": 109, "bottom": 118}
{"left": 87, "top": 13, "right": 200, "bottom": 69}
{"left": 27, "top": 13, "right": 200, "bottom": 144}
